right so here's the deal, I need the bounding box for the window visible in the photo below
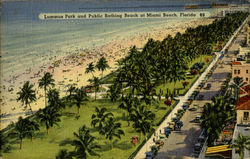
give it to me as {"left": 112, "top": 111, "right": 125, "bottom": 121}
{"left": 243, "top": 112, "right": 249, "bottom": 120}
{"left": 247, "top": 70, "right": 249, "bottom": 74}
{"left": 246, "top": 78, "right": 248, "bottom": 81}
{"left": 238, "top": 70, "right": 240, "bottom": 74}
{"left": 234, "top": 70, "right": 237, "bottom": 74}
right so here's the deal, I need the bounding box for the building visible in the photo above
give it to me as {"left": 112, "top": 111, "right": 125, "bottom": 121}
{"left": 232, "top": 61, "right": 250, "bottom": 84}
{"left": 221, "top": 6, "right": 250, "bottom": 17}
{"left": 237, "top": 46, "right": 249, "bottom": 61}
{"left": 235, "top": 94, "right": 250, "bottom": 125}
{"left": 232, "top": 90, "right": 250, "bottom": 159}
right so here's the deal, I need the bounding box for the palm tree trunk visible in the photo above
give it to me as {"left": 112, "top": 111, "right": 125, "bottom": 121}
{"left": 20, "top": 138, "right": 23, "bottom": 149}
{"left": 173, "top": 82, "right": 176, "bottom": 98}
{"left": 95, "top": 91, "right": 97, "bottom": 101}
{"left": 127, "top": 113, "right": 130, "bottom": 126}
{"left": 44, "top": 88, "right": 47, "bottom": 108}
{"left": 29, "top": 104, "right": 33, "bottom": 114}
{"left": 31, "top": 136, "right": 33, "bottom": 142}
{"left": 110, "top": 140, "right": 112, "bottom": 150}
{"left": 46, "top": 128, "right": 49, "bottom": 135}
{"left": 77, "top": 107, "right": 80, "bottom": 114}
{"left": 139, "top": 132, "right": 142, "bottom": 143}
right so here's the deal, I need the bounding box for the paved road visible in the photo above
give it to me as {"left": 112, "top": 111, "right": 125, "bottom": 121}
{"left": 155, "top": 24, "right": 246, "bottom": 159}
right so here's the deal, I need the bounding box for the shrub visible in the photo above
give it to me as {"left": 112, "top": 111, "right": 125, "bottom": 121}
{"left": 191, "top": 69, "right": 199, "bottom": 75}
{"left": 164, "top": 100, "right": 172, "bottom": 106}
{"left": 182, "top": 81, "right": 189, "bottom": 88}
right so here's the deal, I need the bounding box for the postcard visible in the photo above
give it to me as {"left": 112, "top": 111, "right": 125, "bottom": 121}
{"left": 1, "top": 0, "right": 249, "bottom": 159}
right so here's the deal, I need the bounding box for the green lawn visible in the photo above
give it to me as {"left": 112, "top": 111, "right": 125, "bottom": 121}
{"left": 3, "top": 55, "right": 213, "bottom": 159}
{"left": 3, "top": 98, "right": 173, "bottom": 159}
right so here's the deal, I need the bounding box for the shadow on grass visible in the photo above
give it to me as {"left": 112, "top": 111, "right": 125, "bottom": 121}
{"left": 59, "top": 138, "right": 72, "bottom": 146}
{"left": 115, "top": 114, "right": 127, "bottom": 121}
{"left": 62, "top": 112, "right": 76, "bottom": 118}
{"left": 186, "top": 76, "right": 194, "bottom": 79}
{"left": 98, "top": 139, "right": 133, "bottom": 152}
{"left": 98, "top": 141, "right": 111, "bottom": 152}
{"left": 35, "top": 131, "right": 46, "bottom": 139}
{"left": 89, "top": 127, "right": 99, "bottom": 133}
{"left": 113, "top": 139, "right": 133, "bottom": 150}
{"left": 158, "top": 107, "right": 167, "bottom": 110}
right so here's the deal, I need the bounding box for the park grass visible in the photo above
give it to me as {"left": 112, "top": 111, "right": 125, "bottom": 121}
{"left": 3, "top": 54, "right": 213, "bottom": 159}
{"left": 155, "top": 55, "right": 213, "bottom": 95}
{"left": 3, "top": 98, "right": 172, "bottom": 159}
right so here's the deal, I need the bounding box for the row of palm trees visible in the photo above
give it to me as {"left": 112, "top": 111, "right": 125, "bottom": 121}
{"left": 5, "top": 12, "right": 248, "bottom": 158}
{"left": 107, "top": 12, "right": 248, "bottom": 106}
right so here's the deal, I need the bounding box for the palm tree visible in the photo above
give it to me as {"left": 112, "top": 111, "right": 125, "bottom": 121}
{"left": 10, "top": 117, "right": 30, "bottom": 149}
{"left": 56, "top": 149, "right": 72, "bottom": 159}
{"left": 91, "top": 107, "right": 113, "bottom": 130}
{"left": 118, "top": 94, "right": 138, "bottom": 126}
{"left": 17, "top": 81, "right": 36, "bottom": 114}
{"left": 85, "top": 62, "right": 95, "bottom": 77}
{"left": 231, "top": 133, "right": 250, "bottom": 159}
{"left": 88, "top": 76, "right": 100, "bottom": 100}
{"left": 130, "top": 105, "right": 155, "bottom": 141}
{"left": 47, "top": 88, "right": 65, "bottom": 110}
{"left": 100, "top": 117, "right": 125, "bottom": 150}
{"left": 73, "top": 88, "right": 88, "bottom": 114}
{"left": 0, "top": 131, "right": 11, "bottom": 154}
{"left": 107, "top": 84, "right": 121, "bottom": 103}
{"left": 168, "top": 66, "right": 186, "bottom": 95}
{"left": 95, "top": 57, "right": 109, "bottom": 78}
{"left": 201, "top": 96, "right": 234, "bottom": 145}
{"left": 67, "top": 85, "right": 76, "bottom": 99}
{"left": 71, "top": 125, "right": 100, "bottom": 159}
{"left": 38, "top": 72, "right": 55, "bottom": 108}
{"left": 26, "top": 119, "right": 40, "bottom": 142}
{"left": 38, "top": 106, "right": 61, "bottom": 135}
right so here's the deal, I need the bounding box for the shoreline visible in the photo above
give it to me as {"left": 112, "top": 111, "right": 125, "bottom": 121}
{"left": 0, "top": 18, "right": 215, "bottom": 129}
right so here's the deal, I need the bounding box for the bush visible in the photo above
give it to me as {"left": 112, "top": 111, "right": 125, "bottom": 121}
{"left": 191, "top": 69, "right": 199, "bottom": 75}
{"left": 164, "top": 100, "right": 172, "bottom": 106}
{"left": 182, "top": 81, "right": 189, "bottom": 88}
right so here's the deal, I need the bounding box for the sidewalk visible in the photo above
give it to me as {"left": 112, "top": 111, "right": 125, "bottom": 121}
{"left": 134, "top": 15, "right": 249, "bottom": 159}
{"left": 134, "top": 53, "right": 221, "bottom": 159}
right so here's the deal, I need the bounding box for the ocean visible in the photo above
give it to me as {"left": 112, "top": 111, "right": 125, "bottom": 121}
{"left": 1, "top": 0, "right": 248, "bottom": 79}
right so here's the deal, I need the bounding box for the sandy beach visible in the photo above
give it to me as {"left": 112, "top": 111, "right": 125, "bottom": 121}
{"left": 0, "top": 18, "right": 214, "bottom": 129}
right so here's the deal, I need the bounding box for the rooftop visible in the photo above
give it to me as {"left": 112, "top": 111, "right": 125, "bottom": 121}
{"left": 239, "top": 85, "right": 250, "bottom": 95}
{"left": 232, "top": 61, "right": 242, "bottom": 65}
{"left": 236, "top": 95, "right": 250, "bottom": 110}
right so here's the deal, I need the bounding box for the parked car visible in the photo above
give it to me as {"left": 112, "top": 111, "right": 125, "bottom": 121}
{"left": 198, "top": 83, "right": 204, "bottom": 89}
{"left": 197, "top": 94, "right": 204, "bottom": 100}
{"left": 174, "top": 121, "right": 183, "bottom": 131}
{"left": 206, "top": 83, "right": 211, "bottom": 90}
{"left": 193, "top": 143, "right": 202, "bottom": 154}
{"left": 182, "top": 104, "right": 188, "bottom": 111}
{"left": 145, "top": 152, "right": 154, "bottom": 159}
{"left": 156, "top": 140, "right": 164, "bottom": 149}
{"left": 193, "top": 115, "right": 201, "bottom": 123}
{"left": 188, "top": 96, "right": 195, "bottom": 101}
{"left": 164, "top": 127, "right": 171, "bottom": 137}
